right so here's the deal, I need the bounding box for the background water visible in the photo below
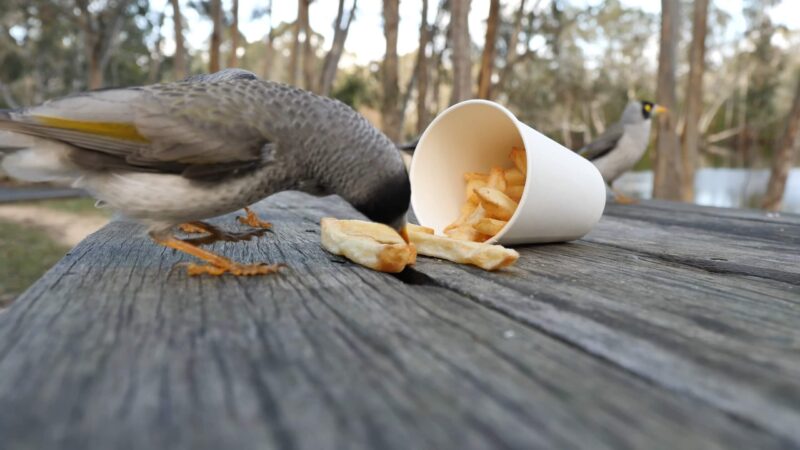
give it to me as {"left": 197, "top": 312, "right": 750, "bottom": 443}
{"left": 614, "top": 168, "right": 800, "bottom": 214}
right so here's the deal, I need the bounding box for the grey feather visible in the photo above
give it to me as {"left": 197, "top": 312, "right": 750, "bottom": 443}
{"left": 578, "top": 121, "right": 624, "bottom": 161}
{"left": 182, "top": 68, "right": 259, "bottom": 83}
{"left": 0, "top": 72, "right": 410, "bottom": 228}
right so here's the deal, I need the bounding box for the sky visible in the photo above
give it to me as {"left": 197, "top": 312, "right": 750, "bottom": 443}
{"left": 161, "top": 0, "right": 800, "bottom": 67}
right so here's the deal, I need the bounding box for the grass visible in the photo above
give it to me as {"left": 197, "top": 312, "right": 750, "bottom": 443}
{"left": 0, "top": 220, "right": 69, "bottom": 308}
{"left": 29, "top": 197, "right": 111, "bottom": 217}
{"left": 0, "top": 196, "right": 109, "bottom": 308}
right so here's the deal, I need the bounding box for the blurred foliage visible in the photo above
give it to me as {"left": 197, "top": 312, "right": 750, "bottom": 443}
{"left": 31, "top": 198, "right": 111, "bottom": 216}
{"left": 0, "top": 220, "right": 68, "bottom": 307}
{"left": 0, "top": 0, "right": 797, "bottom": 169}
{"left": 332, "top": 66, "right": 380, "bottom": 109}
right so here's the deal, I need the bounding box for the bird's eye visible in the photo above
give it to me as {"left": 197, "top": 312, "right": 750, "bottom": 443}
{"left": 644, "top": 104, "right": 652, "bottom": 112}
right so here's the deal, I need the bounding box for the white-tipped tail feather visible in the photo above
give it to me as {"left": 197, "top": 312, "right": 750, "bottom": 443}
{"left": 0, "top": 131, "right": 80, "bottom": 183}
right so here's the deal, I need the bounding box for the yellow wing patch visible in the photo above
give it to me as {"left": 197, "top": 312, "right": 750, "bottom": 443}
{"left": 34, "top": 115, "right": 149, "bottom": 142}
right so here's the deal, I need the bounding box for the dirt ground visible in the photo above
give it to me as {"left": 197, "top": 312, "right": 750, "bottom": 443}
{"left": 0, "top": 204, "right": 108, "bottom": 247}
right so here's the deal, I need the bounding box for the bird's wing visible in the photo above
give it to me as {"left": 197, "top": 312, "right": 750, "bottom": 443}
{"left": 577, "top": 122, "right": 625, "bottom": 161}
{"left": 0, "top": 81, "right": 271, "bottom": 179}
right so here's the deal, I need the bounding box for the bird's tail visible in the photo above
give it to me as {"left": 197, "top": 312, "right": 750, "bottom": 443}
{"left": 0, "top": 109, "right": 81, "bottom": 183}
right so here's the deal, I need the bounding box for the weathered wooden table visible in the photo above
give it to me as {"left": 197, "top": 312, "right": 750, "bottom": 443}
{"left": 0, "top": 191, "right": 798, "bottom": 449}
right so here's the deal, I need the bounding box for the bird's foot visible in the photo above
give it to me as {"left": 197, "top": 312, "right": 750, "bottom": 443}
{"left": 611, "top": 187, "right": 639, "bottom": 205}
{"left": 237, "top": 207, "right": 272, "bottom": 229}
{"left": 614, "top": 193, "right": 639, "bottom": 204}
{"left": 179, "top": 222, "right": 210, "bottom": 234}
{"left": 183, "top": 229, "right": 267, "bottom": 246}
{"left": 151, "top": 232, "right": 283, "bottom": 277}
{"left": 178, "top": 221, "right": 267, "bottom": 245}
{"left": 184, "top": 261, "right": 284, "bottom": 277}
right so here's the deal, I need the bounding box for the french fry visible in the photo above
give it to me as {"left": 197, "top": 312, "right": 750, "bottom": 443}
{"left": 445, "top": 202, "right": 478, "bottom": 232}
{"left": 487, "top": 166, "right": 507, "bottom": 192}
{"left": 405, "top": 223, "right": 434, "bottom": 235}
{"left": 474, "top": 218, "right": 507, "bottom": 236}
{"left": 504, "top": 168, "right": 525, "bottom": 186}
{"left": 465, "top": 179, "right": 487, "bottom": 204}
{"left": 509, "top": 147, "right": 527, "bottom": 175}
{"left": 407, "top": 230, "right": 519, "bottom": 271}
{"left": 475, "top": 187, "right": 518, "bottom": 221}
{"left": 320, "top": 218, "right": 415, "bottom": 273}
{"left": 463, "top": 172, "right": 489, "bottom": 182}
{"left": 445, "top": 225, "right": 488, "bottom": 242}
{"left": 444, "top": 205, "right": 489, "bottom": 242}
{"left": 465, "top": 204, "right": 487, "bottom": 226}
{"left": 504, "top": 185, "right": 524, "bottom": 202}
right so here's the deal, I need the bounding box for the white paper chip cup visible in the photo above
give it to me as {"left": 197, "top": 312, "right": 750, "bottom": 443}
{"left": 409, "top": 100, "right": 606, "bottom": 245}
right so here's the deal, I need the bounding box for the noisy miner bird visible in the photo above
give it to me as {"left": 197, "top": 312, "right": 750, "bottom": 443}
{"left": 0, "top": 69, "right": 410, "bottom": 276}
{"left": 577, "top": 100, "right": 667, "bottom": 203}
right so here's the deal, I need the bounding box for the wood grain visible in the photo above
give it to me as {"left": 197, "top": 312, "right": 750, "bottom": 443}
{"left": 0, "top": 192, "right": 797, "bottom": 449}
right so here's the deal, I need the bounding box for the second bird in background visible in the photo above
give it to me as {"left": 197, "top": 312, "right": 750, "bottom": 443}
{"left": 578, "top": 101, "right": 667, "bottom": 204}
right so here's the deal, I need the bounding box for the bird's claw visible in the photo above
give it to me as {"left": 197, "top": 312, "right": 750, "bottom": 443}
{"left": 184, "top": 262, "right": 284, "bottom": 277}
{"left": 237, "top": 207, "right": 272, "bottom": 229}
{"left": 179, "top": 223, "right": 210, "bottom": 234}
{"left": 614, "top": 193, "right": 639, "bottom": 204}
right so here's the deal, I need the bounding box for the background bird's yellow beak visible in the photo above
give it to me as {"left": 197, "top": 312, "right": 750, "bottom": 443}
{"left": 655, "top": 105, "right": 668, "bottom": 115}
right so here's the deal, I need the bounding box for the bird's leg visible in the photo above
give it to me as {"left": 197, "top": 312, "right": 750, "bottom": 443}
{"left": 611, "top": 187, "right": 639, "bottom": 205}
{"left": 237, "top": 207, "right": 272, "bottom": 229}
{"left": 150, "top": 231, "right": 282, "bottom": 276}
{"left": 179, "top": 221, "right": 268, "bottom": 246}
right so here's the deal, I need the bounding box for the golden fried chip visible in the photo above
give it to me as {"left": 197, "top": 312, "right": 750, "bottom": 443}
{"left": 473, "top": 218, "right": 507, "bottom": 236}
{"left": 405, "top": 223, "right": 434, "bottom": 235}
{"left": 465, "top": 179, "right": 487, "bottom": 204}
{"left": 504, "top": 185, "right": 524, "bottom": 202}
{"left": 504, "top": 168, "right": 525, "bottom": 186}
{"left": 407, "top": 230, "right": 519, "bottom": 271}
{"left": 463, "top": 172, "right": 489, "bottom": 182}
{"left": 445, "top": 225, "right": 488, "bottom": 242}
{"left": 320, "top": 218, "right": 415, "bottom": 273}
{"left": 509, "top": 147, "right": 527, "bottom": 175}
{"left": 445, "top": 202, "right": 478, "bottom": 232}
{"left": 487, "top": 166, "right": 507, "bottom": 192}
{"left": 475, "top": 187, "right": 519, "bottom": 221}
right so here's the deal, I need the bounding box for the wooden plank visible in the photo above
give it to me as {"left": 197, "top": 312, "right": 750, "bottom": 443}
{"left": 623, "top": 199, "right": 800, "bottom": 225}
{"left": 605, "top": 202, "right": 800, "bottom": 245}
{"left": 0, "top": 186, "right": 88, "bottom": 203}
{"left": 412, "top": 236, "right": 800, "bottom": 443}
{"left": 584, "top": 214, "right": 800, "bottom": 285}
{"left": 0, "top": 192, "right": 791, "bottom": 449}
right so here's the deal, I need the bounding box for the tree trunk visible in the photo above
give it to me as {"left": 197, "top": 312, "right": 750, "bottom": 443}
{"left": 148, "top": 10, "right": 166, "bottom": 83}
{"left": 493, "top": 0, "right": 529, "bottom": 97}
{"left": 228, "top": 0, "right": 239, "bottom": 67}
{"left": 87, "top": 54, "right": 104, "bottom": 89}
{"left": 415, "top": 0, "right": 431, "bottom": 133}
{"left": 170, "top": 0, "right": 186, "bottom": 80}
{"left": 381, "top": 0, "right": 402, "bottom": 142}
{"left": 75, "top": 0, "right": 131, "bottom": 90}
{"left": 288, "top": 7, "right": 301, "bottom": 84}
{"left": 477, "top": 0, "right": 499, "bottom": 99}
{"left": 262, "top": 0, "right": 275, "bottom": 79}
{"left": 449, "top": 0, "right": 472, "bottom": 105}
{"left": 679, "top": 0, "right": 709, "bottom": 202}
{"left": 319, "top": 0, "right": 357, "bottom": 96}
{"left": 762, "top": 75, "right": 800, "bottom": 211}
{"left": 653, "top": 0, "right": 682, "bottom": 200}
{"left": 209, "top": 0, "right": 222, "bottom": 72}
{"left": 301, "top": 0, "right": 315, "bottom": 91}
{"left": 288, "top": 0, "right": 309, "bottom": 86}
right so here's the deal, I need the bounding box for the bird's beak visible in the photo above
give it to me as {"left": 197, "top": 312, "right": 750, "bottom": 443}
{"left": 390, "top": 215, "right": 408, "bottom": 234}
{"left": 654, "top": 105, "right": 669, "bottom": 115}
